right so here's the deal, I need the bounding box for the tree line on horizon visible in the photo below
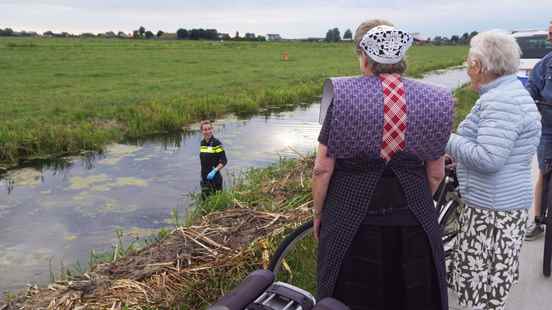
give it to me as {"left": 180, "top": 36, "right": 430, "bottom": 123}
{"left": 324, "top": 27, "right": 479, "bottom": 45}
{"left": 0, "top": 25, "right": 479, "bottom": 45}
{"left": 0, "top": 26, "right": 269, "bottom": 41}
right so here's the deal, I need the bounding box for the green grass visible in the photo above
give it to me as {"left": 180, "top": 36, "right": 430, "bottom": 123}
{"left": 453, "top": 85, "right": 479, "bottom": 128}
{"left": 273, "top": 233, "right": 318, "bottom": 293}
{"left": 0, "top": 37, "right": 468, "bottom": 165}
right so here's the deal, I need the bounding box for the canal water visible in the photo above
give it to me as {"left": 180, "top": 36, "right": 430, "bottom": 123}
{"left": 0, "top": 68, "right": 469, "bottom": 292}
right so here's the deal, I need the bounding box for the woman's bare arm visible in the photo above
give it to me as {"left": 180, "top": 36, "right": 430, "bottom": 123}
{"left": 312, "top": 144, "right": 335, "bottom": 239}
{"left": 426, "top": 156, "right": 445, "bottom": 195}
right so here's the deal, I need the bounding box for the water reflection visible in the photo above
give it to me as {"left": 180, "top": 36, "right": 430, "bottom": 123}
{"left": 1, "top": 152, "right": 105, "bottom": 194}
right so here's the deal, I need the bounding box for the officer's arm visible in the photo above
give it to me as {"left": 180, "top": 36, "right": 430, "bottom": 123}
{"left": 215, "top": 144, "right": 227, "bottom": 171}
{"left": 527, "top": 59, "right": 546, "bottom": 101}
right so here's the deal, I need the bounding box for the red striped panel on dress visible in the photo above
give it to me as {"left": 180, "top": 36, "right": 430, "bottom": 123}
{"left": 379, "top": 74, "right": 407, "bottom": 161}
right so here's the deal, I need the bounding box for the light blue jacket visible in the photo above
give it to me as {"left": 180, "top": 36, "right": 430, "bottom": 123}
{"left": 446, "top": 74, "right": 541, "bottom": 210}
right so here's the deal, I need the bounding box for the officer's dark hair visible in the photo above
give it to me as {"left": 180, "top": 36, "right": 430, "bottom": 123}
{"left": 200, "top": 120, "right": 212, "bottom": 130}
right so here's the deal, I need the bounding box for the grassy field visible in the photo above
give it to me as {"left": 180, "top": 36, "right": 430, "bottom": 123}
{"left": 0, "top": 38, "right": 468, "bottom": 165}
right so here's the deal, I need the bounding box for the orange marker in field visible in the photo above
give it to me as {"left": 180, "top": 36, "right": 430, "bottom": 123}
{"left": 281, "top": 51, "right": 289, "bottom": 61}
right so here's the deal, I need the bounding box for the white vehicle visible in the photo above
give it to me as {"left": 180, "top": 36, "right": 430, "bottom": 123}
{"left": 512, "top": 30, "right": 552, "bottom": 86}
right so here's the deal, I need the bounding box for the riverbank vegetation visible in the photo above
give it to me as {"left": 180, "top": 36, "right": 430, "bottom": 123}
{"left": 0, "top": 38, "right": 468, "bottom": 167}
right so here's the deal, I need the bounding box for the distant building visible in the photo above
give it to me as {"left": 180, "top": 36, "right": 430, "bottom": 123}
{"left": 117, "top": 31, "right": 130, "bottom": 39}
{"left": 103, "top": 31, "right": 117, "bottom": 38}
{"left": 245, "top": 33, "right": 256, "bottom": 40}
{"left": 159, "top": 33, "right": 177, "bottom": 40}
{"left": 267, "top": 34, "right": 282, "bottom": 41}
{"left": 218, "top": 33, "right": 230, "bottom": 40}
{"left": 411, "top": 32, "right": 430, "bottom": 44}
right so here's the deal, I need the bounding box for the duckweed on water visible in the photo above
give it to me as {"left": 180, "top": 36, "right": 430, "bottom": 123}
{"left": 4, "top": 168, "right": 42, "bottom": 187}
{"left": 69, "top": 174, "right": 148, "bottom": 192}
{"left": 97, "top": 144, "right": 142, "bottom": 166}
{"left": 69, "top": 174, "right": 111, "bottom": 190}
{"left": 113, "top": 177, "right": 148, "bottom": 188}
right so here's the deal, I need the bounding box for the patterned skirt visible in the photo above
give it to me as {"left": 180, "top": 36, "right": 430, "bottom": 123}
{"left": 448, "top": 205, "right": 528, "bottom": 310}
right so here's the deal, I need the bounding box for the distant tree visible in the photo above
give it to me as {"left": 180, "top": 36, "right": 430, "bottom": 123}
{"left": 145, "top": 31, "right": 154, "bottom": 39}
{"left": 461, "top": 32, "right": 469, "bottom": 44}
{"left": 450, "top": 35, "right": 460, "bottom": 44}
{"left": 80, "top": 33, "right": 96, "bottom": 38}
{"left": 189, "top": 29, "right": 201, "bottom": 40}
{"left": 132, "top": 30, "right": 140, "bottom": 39}
{"left": 469, "top": 31, "right": 478, "bottom": 39}
{"left": 138, "top": 26, "right": 146, "bottom": 37}
{"left": 221, "top": 33, "right": 231, "bottom": 40}
{"left": 176, "top": 28, "right": 189, "bottom": 39}
{"left": 157, "top": 30, "right": 164, "bottom": 38}
{"left": 343, "top": 29, "right": 353, "bottom": 40}
{"left": 256, "top": 35, "right": 266, "bottom": 41}
{"left": 234, "top": 31, "right": 240, "bottom": 39}
{"left": 433, "top": 36, "right": 443, "bottom": 45}
{"left": 0, "top": 28, "right": 14, "bottom": 36}
{"left": 245, "top": 33, "right": 256, "bottom": 40}
{"left": 43, "top": 30, "right": 54, "bottom": 37}
{"left": 205, "top": 29, "right": 218, "bottom": 40}
{"left": 325, "top": 29, "right": 332, "bottom": 42}
{"left": 104, "top": 31, "right": 116, "bottom": 38}
{"left": 325, "top": 28, "right": 341, "bottom": 42}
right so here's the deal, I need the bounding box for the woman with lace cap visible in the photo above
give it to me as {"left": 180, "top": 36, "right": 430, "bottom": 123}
{"left": 312, "top": 19, "right": 454, "bottom": 310}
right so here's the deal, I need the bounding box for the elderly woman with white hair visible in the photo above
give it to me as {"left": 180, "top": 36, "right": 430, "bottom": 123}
{"left": 447, "top": 31, "right": 541, "bottom": 309}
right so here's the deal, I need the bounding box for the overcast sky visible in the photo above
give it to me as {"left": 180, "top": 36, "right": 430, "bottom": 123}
{"left": 1, "top": 0, "right": 550, "bottom": 38}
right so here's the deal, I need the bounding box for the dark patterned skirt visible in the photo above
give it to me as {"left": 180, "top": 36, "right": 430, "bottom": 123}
{"left": 332, "top": 174, "right": 441, "bottom": 310}
{"left": 448, "top": 205, "right": 528, "bottom": 310}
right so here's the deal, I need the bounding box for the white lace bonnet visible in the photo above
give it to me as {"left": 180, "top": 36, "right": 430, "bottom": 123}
{"left": 359, "top": 25, "right": 413, "bottom": 64}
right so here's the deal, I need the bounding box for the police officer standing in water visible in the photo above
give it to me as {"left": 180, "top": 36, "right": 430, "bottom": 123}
{"left": 199, "top": 120, "right": 227, "bottom": 198}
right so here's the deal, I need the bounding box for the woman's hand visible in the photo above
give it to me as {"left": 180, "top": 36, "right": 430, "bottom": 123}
{"left": 444, "top": 154, "right": 456, "bottom": 169}
{"left": 313, "top": 216, "right": 321, "bottom": 241}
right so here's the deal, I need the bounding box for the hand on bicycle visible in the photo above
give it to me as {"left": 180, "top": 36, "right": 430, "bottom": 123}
{"left": 444, "top": 154, "right": 456, "bottom": 170}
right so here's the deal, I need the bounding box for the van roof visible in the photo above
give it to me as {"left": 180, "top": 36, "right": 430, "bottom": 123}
{"left": 511, "top": 30, "right": 548, "bottom": 37}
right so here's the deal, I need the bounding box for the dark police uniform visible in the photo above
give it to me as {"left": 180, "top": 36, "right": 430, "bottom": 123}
{"left": 200, "top": 136, "right": 227, "bottom": 198}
